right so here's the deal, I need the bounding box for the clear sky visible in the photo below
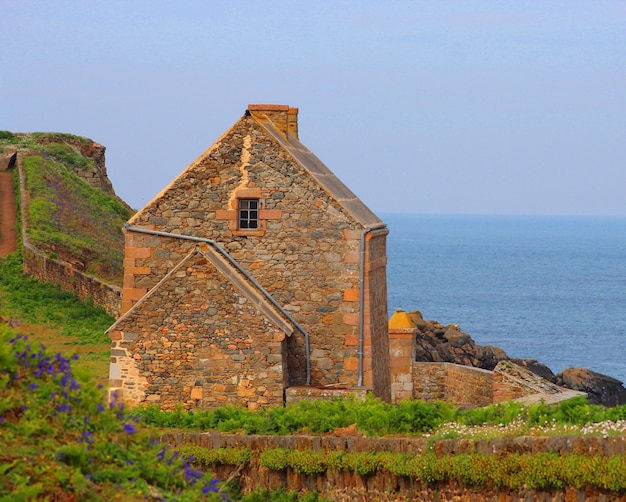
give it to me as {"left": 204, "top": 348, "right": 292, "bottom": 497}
{"left": 2, "top": 1, "right": 625, "bottom": 216}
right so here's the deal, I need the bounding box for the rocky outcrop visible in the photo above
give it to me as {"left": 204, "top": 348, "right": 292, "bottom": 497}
{"left": 409, "top": 310, "right": 508, "bottom": 370}
{"left": 555, "top": 368, "right": 626, "bottom": 407}
{"left": 27, "top": 133, "right": 115, "bottom": 195}
{"left": 406, "top": 310, "right": 626, "bottom": 406}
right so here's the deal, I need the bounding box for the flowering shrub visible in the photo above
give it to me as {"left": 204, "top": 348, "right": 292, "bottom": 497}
{"left": 0, "top": 326, "right": 229, "bottom": 501}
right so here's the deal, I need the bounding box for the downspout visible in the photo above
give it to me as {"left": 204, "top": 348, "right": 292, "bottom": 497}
{"left": 124, "top": 224, "right": 311, "bottom": 385}
{"left": 358, "top": 224, "right": 387, "bottom": 387}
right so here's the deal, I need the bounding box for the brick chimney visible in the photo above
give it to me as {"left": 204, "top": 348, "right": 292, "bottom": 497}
{"left": 247, "top": 104, "right": 299, "bottom": 140}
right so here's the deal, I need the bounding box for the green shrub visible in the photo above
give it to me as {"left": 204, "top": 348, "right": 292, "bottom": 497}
{"left": 43, "top": 142, "right": 93, "bottom": 170}
{"left": 255, "top": 447, "right": 626, "bottom": 492}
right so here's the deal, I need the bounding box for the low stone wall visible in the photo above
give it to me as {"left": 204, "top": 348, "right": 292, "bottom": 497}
{"left": 162, "top": 432, "right": 626, "bottom": 501}
{"left": 22, "top": 242, "right": 121, "bottom": 317}
{"left": 410, "top": 361, "right": 585, "bottom": 408}
{"left": 17, "top": 153, "right": 121, "bottom": 317}
{"left": 412, "top": 362, "right": 493, "bottom": 408}
{"left": 285, "top": 386, "right": 369, "bottom": 404}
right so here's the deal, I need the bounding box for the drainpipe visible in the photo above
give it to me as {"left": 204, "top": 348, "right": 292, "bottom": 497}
{"left": 124, "top": 224, "right": 311, "bottom": 385}
{"left": 357, "top": 224, "right": 387, "bottom": 387}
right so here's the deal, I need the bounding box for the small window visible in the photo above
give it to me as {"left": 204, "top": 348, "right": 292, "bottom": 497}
{"left": 238, "top": 199, "right": 259, "bottom": 229}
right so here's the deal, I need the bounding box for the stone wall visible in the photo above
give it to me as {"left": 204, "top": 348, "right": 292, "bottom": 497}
{"left": 412, "top": 362, "right": 494, "bottom": 408}
{"left": 17, "top": 153, "right": 121, "bottom": 317}
{"left": 22, "top": 243, "right": 121, "bottom": 317}
{"left": 163, "top": 431, "right": 626, "bottom": 501}
{"left": 409, "top": 360, "right": 586, "bottom": 408}
{"left": 109, "top": 247, "right": 290, "bottom": 410}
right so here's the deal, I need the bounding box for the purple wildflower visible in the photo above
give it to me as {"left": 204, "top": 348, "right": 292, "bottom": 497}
{"left": 203, "top": 478, "right": 220, "bottom": 494}
{"left": 56, "top": 404, "right": 71, "bottom": 413}
{"left": 122, "top": 423, "right": 137, "bottom": 434}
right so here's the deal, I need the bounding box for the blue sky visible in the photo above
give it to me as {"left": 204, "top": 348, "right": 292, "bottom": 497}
{"left": 2, "top": 1, "right": 625, "bottom": 216}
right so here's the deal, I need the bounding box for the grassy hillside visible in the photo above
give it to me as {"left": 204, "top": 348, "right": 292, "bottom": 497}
{"left": 0, "top": 252, "right": 112, "bottom": 386}
{"left": 0, "top": 131, "right": 133, "bottom": 285}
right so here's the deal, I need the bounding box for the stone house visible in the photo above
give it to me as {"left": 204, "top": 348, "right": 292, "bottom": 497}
{"left": 108, "top": 104, "right": 390, "bottom": 410}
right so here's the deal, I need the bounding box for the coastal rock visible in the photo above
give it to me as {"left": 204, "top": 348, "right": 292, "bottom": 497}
{"left": 555, "top": 368, "right": 626, "bottom": 407}
{"left": 510, "top": 358, "right": 555, "bottom": 382}
{"left": 407, "top": 310, "right": 626, "bottom": 406}
{"left": 411, "top": 310, "right": 510, "bottom": 370}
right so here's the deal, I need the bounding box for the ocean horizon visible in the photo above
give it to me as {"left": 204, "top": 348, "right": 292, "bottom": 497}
{"left": 382, "top": 213, "right": 626, "bottom": 384}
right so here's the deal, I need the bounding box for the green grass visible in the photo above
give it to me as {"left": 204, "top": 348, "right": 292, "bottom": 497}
{"left": 0, "top": 252, "right": 113, "bottom": 344}
{"left": 135, "top": 392, "right": 626, "bottom": 439}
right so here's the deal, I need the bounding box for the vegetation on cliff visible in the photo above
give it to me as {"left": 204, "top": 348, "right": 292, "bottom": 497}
{"left": 1, "top": 131, "right": 132, "bottom": 285}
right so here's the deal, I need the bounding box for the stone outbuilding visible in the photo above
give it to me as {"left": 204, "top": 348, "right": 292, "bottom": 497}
{"left": 108, "top": 104, "right": 390, "bottom": 410}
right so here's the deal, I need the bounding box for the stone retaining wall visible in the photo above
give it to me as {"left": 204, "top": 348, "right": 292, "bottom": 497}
{"left": 22, "top": 242, "right": 121, "bottom": 317}
{"left": 162, "top": 432, "right": 626, "bottom": 501}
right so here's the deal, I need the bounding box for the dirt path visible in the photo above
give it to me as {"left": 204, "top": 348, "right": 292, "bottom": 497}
{"left": 0, "top": 170, "right": 18, "bottom": 256}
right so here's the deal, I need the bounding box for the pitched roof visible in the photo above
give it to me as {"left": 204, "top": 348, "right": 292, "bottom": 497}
{"left": 249, "top": 107, "right": 385, "bottom": 229}
{"left": 129, "top": 105, "right": 385, "bottom": 230}
{"left": 108, "top": 244, "right": 295, "bottom": 337}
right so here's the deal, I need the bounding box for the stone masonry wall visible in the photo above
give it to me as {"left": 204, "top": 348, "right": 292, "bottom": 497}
{"left": 110, "top": 249, "right": 288, "bottom": 410}
{"left": 23, "top": 243, "right": 121, "bottom": 317}
{"left": 389, "top": 330, "right": 414, "bottom": 402}
{"left": 412, "top": 362, "right": 493, "bottom": 408}
{"left": 410, "top": 361, "right": 581, "bottom": 408}
{"left": 164, "top": 431, "right": 626, "bottom": 501}
{"left": 122, "top": 113, "right": 386, "bottom": 394}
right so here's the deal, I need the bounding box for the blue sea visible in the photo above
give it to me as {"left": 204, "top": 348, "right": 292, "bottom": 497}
{"left": 383, "top": 214, "right": 626, "bottom": 384}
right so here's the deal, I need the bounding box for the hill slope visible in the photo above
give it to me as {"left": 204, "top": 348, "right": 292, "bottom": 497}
{"left": 0, "top": 131, "right": 133, "bottom": 285}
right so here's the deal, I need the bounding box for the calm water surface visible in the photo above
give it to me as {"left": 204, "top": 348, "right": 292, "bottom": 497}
{"left": 384, "top": 214, "right": 626, "bottom": 383}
